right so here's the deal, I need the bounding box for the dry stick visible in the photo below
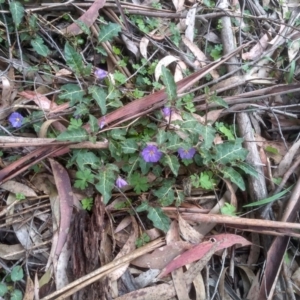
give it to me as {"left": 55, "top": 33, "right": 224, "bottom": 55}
{"left": 180, "top": 213, "right": 300, "bottom": 232}
{"left": 40, "top": 238, "right": 165, "bottom": 300}
{"left": 56, "top": 263, "right": 129, "bottom": 300}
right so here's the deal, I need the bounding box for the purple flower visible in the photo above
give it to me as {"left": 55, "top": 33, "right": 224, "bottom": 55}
{"left": 141, "top": 145, "right": 162, "bottom": 163}
{"left": 162, "top": 107, "right": 171, "bottom": 117}
{"left": 116, "top": 177, "right": 128, "bottom": 188}
{"left": 178, "top": 148, "right": 196, "bottom": 159}
{"left": 8, "top": 112, "right": 23, "bottom": 128}
{"left": 99, "top": 118, "right": 106, "bottom": 129}
{"left": 94, "top": 68, "right": 108, "bottom": 80}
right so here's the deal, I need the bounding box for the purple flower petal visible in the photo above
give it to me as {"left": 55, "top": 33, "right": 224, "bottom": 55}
{"left": 8, "top": 112, "right": 23, "bottom": 128}
{"left": 178, "top": 148, "right": 196, "bottom": 159}
{"left": 94, "top": 68, "right": 108, "bottom": 80}
{"left": 99, "top": 118, "right": 106, "bottom": 129}
{"left": 116, "top": 177, "right": 128, "bottom": 188}
{"left": 141, "top": 145, "right": 162, "bottom": 163}
{"left": 162, "top": 107, "right": 171, "bottom": 117}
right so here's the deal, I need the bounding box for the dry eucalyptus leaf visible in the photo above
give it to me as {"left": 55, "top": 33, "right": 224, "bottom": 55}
{"left": 0, "top": 243, "right": 24, "bottom": 260}
{"left": 0, "top": 180, "right": 37, "bottom": 197}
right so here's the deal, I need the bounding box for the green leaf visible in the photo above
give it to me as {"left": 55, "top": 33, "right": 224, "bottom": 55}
{"left": 9, "top": 1, "right": 24, "bottom": 27}
{"left": 121, "top": 139, "right": 138, "bottom": 154}
{"left": 109, "top": 140, "right": 122, "bottom": 160}
{"left": 95, "top": 168, "right": 116, "bottom": 204}
{"left": 175, "top": 190, "right": 185, "bottom": 206}
{"left": 210, "top": 93, "right": 228, "bottom": 108}
{"left": 123, "top": 155, "right": 139, "bottom": 177}
{"left": 243, "top": 185, "right": 293, "bottom": 208}
{"left": 179, "top": 115, "right": 199, "bottom": 133}
{"left": 221, "top": 166, "right": 245, "bottom": 191}
{"left": 74, "top": 103, "right": 89, "bottom": 117}
{"left": 68, "top": 118, "right": 83, "bottom": 130}
{"left": 265, "top": 145, "right": 279, "bottom": 154}
{"left": 29, "top": 13, "right": 38, "bottom": 29}
{"left": 147, "top": 207, "right": 170, "bottom": 232}
{"left": 166, "top": 133, "right": 184, "bottom": 151}
{"left": 74, "top": 19, "right": 91, "bottom": 35}
{"left": 135, "top": 232, "right": 151, "bottom": 248}
{"left": 110, "top": 128, "right": 126, "bottom": 140}
{"left": 113, "top": 71, "right": 127, "bottom": 84}
{"left": 136, "top": 201, "right": 150, "bottom": 212}
{"left": 153, "top": 184, "right": 175, "bottom": 206}
{"left": 156, "top": 129, "right": 167, "bottom": 145}
{"left": 98, "top": 22, "right": 121, "bottom": 43}
{"left": 89, "top": 114, "right": 99, "bottom": 133}
{"left": 214, "top": 138, "right": 248, "bottom": 164}
{"left": 161, "top": 66, "right": 177, "bottom": 101}
{"left": 74, "top": 169, "right": 94, "bottom": 190}
{"left": 139, "top": 157, "right": 152, "bottom": 175}
{"left": 234, "top": 161, "right": 258, "bottom": 178}
{"left": 81, "top": 197, "right": 93, "bottom": 211}
{"left": 31, "top": 36, "right": 51, "bottom": 57}
{"left": 64, "top": 42, "right": 84, "bottom": 75}
{"left": 199, "top": 171, "right": 215, "bottom": 190}
{"left": 88, "top": 86, "right": 107, "bottom": 115}
{"left": 129, "top": 172, "right": 149, "bottom": 194}
{"left": 221, "top": 203, "right": 237, "bottom": 216}
{"left": 59, "top": 84, "right": 85, "bottom": 106}
{"left": 201, "top": 125, "right": 216, "bottom": 149}
{"left": 76, "top": 151, "right": 100, "bottom": 169}
{"left": 56, "top": 128, "right": 89, "bottom": 142}
{"left": 216, "top": 122, "right": 234, "bottom": 140}
{"left": 11, "top": 266, "right": 24, "bottom": 282}
{"left": 0, "top": 283, "right": 7, "bottom": 297}
{"left": 10, "top": 289, "right": 23, "bottom": 300}
{"left": 162, "top": 154, "right": 180, "bottom": 176}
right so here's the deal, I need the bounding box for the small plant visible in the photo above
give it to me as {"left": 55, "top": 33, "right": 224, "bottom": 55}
{"left": 135, "top": 232, "right": 151, "bottom": 248}
{"left": 210, "top": 44, "right": 223, "bottom": 61}
{"left": 81, "top": 197, "right": 93, "bottom": 211}
{"left": 0, "top": 265, "right": 24, "bottom": 300}
{"left": 221, "top": 203, "right": 237, "bottom": 216}
{"left": 15, "top": 193, "right": 25, "bottom": 201}
{"left": 54, "top": 64, "right": 256, "bottom": 232}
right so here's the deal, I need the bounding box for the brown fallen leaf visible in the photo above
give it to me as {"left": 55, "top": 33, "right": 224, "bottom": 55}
{"left": 61, "top": 0, "right": 106, "bottom": 36}
{"left": 49, "top": 159, "right": 73, "bottom": 259}
{"left": 132, "top": 241, "right": 192, "bottom": 269}
{"left": 24, "top": 275, "right": 35, "bottom": 300}
{"left": 158, "top": 233, "right": 251, "bottom": 278}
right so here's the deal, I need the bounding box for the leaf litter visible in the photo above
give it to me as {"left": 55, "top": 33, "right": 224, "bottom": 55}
{"left": 0, "top": 1, "right": 300, "bottom": 299}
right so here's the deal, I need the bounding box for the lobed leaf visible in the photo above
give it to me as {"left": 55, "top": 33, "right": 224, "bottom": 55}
{"left": 76, "top": 150, "right": 100, "bottom": 169}
{"left": 153, "top": 183, "right": 175, "bottom": 206}
{"left": 121, "top": 139, "right": 138, "bottom": 154}
{"left": 147, "top": 207, "right": 170, "bottom": 233}
{"left": 162, "top": 154, "right": 180, "bottom": 176}
{"left": 214, "top": 138, "right": 248, "bottom": 164}
{"left": 161, "top": 66, "right": 177, "bottom": 101}
{"left": 95, "top": 169, "right": 116, "bottom": 204}
{"left": 9, "top": 1, "right": 24, "bottom": 27}
{"left": 88, "top": 85, "right": 107, "bottom": 115}
{"left": 89, "top": 114, "right": 99, "bottom": 133}
{"left": 59, "top": 84, "right": 85, "bottom": 106}
{"left": 56, "top": 128, "right": 89, "bottom": 142}
{"left": 64, "top": 42, "right": 84, "bottom": 75}
{"left": 234, "top": 161, "right": 259, "bottom": 178}
{"left": 31, "top": 36, "right": 51, "bottom": 57}
{"left": 98, "top": 22, "right": 121, "bottom": 43}
{"left": 221, "top": 166, "right": 245, "bottom": 191}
